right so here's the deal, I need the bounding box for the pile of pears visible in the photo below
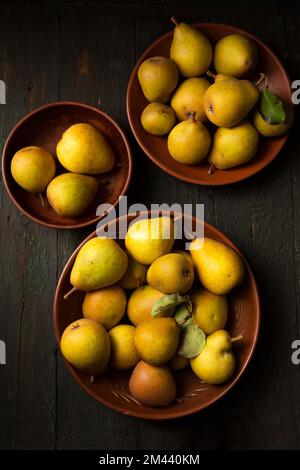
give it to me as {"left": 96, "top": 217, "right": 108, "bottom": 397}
{"left": 60, "top": 216, "right": 245, "bottom": 407}
{"left": 10, "top": 123, "right": 115, "bottom": 217}
{"left": 138, "top": 19, "right": 293, "bottom": 171}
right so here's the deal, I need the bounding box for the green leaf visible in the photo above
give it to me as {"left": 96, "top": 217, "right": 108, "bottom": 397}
{"left": 151, "top": 293, "right": 190, "bottom": 318}
{"left": 174, "top": 304, "right": 193, "bottom": 327}
{"left": 178, "top": 324, "right": 206, "bottom": 359}
{"left": 260, "top": 89, "right": 286, "bottom": 125}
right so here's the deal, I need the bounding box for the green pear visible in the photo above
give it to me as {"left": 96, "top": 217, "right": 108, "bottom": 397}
{"left": 47, "top": 173, "right": 98, "bottom": 217}
{"left": 214, "top": 34, "right": 257, "bottom": 78}
{"left": 170, "top": 18, "right": 212, "bottom": 77}
{"left": 171, "top": 77, "right": 210, "bottom": 122}
{"left": 208, "top": 120, "right": 259, "bottom": 170}
{"left": 57, "top": 123, "right": 115, "bottom": 174}
{"left": 189, "top": 237, "right": 244, "bottom": 295}
{"left": 137, "top": 56, "right": 178, "bottom": 103}
{"left": 141, "top": 102, "right": 176, "bottom": 135}
{"left": 147, "top": 252, "right": 194, "bottom": 294}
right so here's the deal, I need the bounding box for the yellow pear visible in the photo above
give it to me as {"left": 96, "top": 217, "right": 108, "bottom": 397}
{"left": 190, "top": 288, "right": 228, "bottom": 335}
{"left": 189, "top": 237, "right": 244, "bottom": 295}
{"left": 125, "top": 216, "right": 174, "bottom": 265}
{"left": 82, "top": 284, "right": 126, "bottom": 329}
{"left": 11, "top": 146, "right": 55, "bottom": 194}
{"left": 190, "top": 330, "right": 236, "bottom": 384}
{"left": 46, "top": 173, "right": 98, "bottom": 217}
{"left": 167, "top": 113, "right": 211, "bottom": 165}
{"left": 60, "top": 318, "right": 110, "bottom": 374}
{"left": 57, "top": 123, "right": 115, "bottom": 174}
{"left": 214, "top": 34, "right": 257, "bottom": 78}
{"left": 208, "top": 120, "right": 259, "bottom": 170}
{"left": 171, "top": 77, "right": 210, "bottom": 122}
{"left": 147, "top": 252, "right": 194, "bottom": 294}
{"left": 127, "top": 285, "right": 169, "bottom": 326}
{"left": 253, "top": 106, "right": 294, "bottom": 137}
{"left": 141, "top": 103, "right": 176, "bottom": 135}
{"left": 137, "top": 56, "right": 178, "bottom": 103}
{"left": 170, "top": 19, "right": 212, "bottom": 77}
{"left": 120, "top": 252, "right": 148, "bottom": 290}
{"left": 134, "top": 317, "right": 179, "bottom": 366}
{"left": 68, "top": 238, "right": 128, "bottom": 293}
{"left": 108, "top": 324, "right": 139, "bottom": 370}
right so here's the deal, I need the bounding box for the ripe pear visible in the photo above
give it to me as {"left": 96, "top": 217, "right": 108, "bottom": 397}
{"left": 129, "top": 361, "right": 177, "bottom": 406}
{"left": 134, "top": 317, "right": 179, "bottom": 366}
{"left": 11, "top": 146, "right": 55, "bottom": 194}
{"left": 190, "top": 288, "right": 228, "bottom": 335}
{"left": 127, "top": 285, "right": 170, "bottom": 326}
{"left": 68, "top": 238, "right": 128, "bottom": 293}
{"left": 208, "top": 120, "right": 259, "bottom": 170}
{"left": 204, "top": 76, "right": 259, "bottom": 127}
{"left": 214, "top": 34, "right": 257, "bottom": 78}
{"left": 60, "top": 318, "right": 110, "bottom": 374}
{"left": 137, "top": 56, "right": 178, "bottom": 103}
{"left": 141, "top": 103, "right": 175, "bottom": 136}
{"left": 108, "top": 325, "right": 139, "bottom": 370}
{"left": 57, "top": 123, "right": 115, "bottom": 174}
{"left": 170, "top": 18, "right": 212, "bottom": 77}
{"left": 125, "top": 216, "right": 174, "bottom": 265}
{"left": 253, "top": 105, "right": 294, "bottom": 137}
{"left": 190, "top": 330, "right": 236, "bottom": 384}
{"left": 171, "top": 77, "right": 210, "bottom": 122}
{"left": 189, "top": 237, "right": 244, "bottom": 295}
{"left": 147, "top": 252, "right": 194, "bottom": 294}
{"left": 167, "top": 113, "right": 211, "bottom": 165}
{"left": 120, "top": 252, "right": 148, "bottom": 290}
{"left": 82, "top": 284, "right": 127, "bottom": 329}
{"left": 169, "top": 353, "right": 189, "bottom": 370}
{"left": 46, "top": 173, "right": 98, "bottom": 217}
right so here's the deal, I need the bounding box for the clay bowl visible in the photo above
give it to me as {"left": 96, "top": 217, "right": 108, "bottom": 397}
{"left": 127, "top": 23, "right": 292, "bottom": 185}
{"left": 2, "top": 102, "right": 132, "bottom": 228}
{"left": 53, "top": 211, "right": 260, "bottom": 419}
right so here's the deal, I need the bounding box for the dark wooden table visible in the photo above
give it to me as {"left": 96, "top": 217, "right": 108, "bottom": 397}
{"left": 1, "top": 1, "right": 300, "bottom": 450}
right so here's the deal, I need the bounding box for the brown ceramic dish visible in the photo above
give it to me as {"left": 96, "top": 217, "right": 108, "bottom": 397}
{"left": 2, "top": 102, "right": 132, "bottom": 228}
{"left": 127, "top": 23, "right": 292, "bottom": 185}
{"left": 53, "top": 212, "right": 260, "bottom": 419}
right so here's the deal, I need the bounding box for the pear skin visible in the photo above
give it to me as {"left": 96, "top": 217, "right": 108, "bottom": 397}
{"left": 120, "top": 252, "right": 148, "bottom": 290}
{"left": 191, "top": 288, "right": 228, "bottom": 335}
{"left": 108, "top": 324, "right": 139, "bottom": 370}
{"left": 138, "top": 56, "right": 178, "bottom": 103}
{"left": 82, "top": 284, "right": 127, "bottom": 329}
{"left": 141, "top": 103, "right": 176, "bottom": 135}
{"left": 171, "top": 77, "right": 210, "bottom": 122}
{"left": 147, "top": 252, "right": 194, "bottom": 294}
{"left": 127, "top": 285, "right": 168, "bottom": 326}
{"left": 214, "top": 34, "right": 257, "bottom": 78}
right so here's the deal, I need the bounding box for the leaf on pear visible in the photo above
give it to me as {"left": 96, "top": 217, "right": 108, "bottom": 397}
{"left": 174, "top": 303, "right": 193, "bottom": 327}
{"left": 151, "top": 293, "right": 190, "bottom": 318}
{"left": 260, "top": 88, "right": 286, "bottom": 125}
{"left": 178, "top": 324, "right": 206, "bottom": 359}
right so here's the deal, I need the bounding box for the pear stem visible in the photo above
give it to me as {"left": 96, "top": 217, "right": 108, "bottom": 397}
{"left": 255, "top": 73, "right": 267, "bottom": 88}
{"left": 206, "top": 70, "right": 216, "bottom": 80}
{"left": 208, "top": 163, "right": 215, "bottom": 175}
{"left": 63, "top": 286, "right": 77, "bottom": 300}
{"left": 177, "top": 313, "right": 192, "bottom": 327}
{"left": 231, "top": 334, "right": 244, "bottom": 343}
{"left": 186, "top": 111, "right": 197, "bottom": 122}
{"left": 38, "top": 193, "right": 45, "bottom": 207}
{"left": 171, "top": 16, "right": 179, "bottom": 26}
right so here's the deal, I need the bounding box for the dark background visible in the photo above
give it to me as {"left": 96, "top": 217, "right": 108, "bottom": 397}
{"left": 0, "top": 0, "right": 300, "bottom": 450}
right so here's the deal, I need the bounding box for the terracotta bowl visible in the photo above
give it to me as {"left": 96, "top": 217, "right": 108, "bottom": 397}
{"left": 2, "top": 102, "right": 132, "bottom": 228}
{"left": 53, "top": 212, "right": 260, "bottom": 419}
{"left": 127, "top": 23, "right": 292, "bottom": 185}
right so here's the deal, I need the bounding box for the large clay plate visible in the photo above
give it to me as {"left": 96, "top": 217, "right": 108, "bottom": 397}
{"left": 53, "top": 212, "right": 260, "bottom": 419}
{"left": 127, "top": 23, "right": 292, "bottom": 185}
{"left": 2, "top": 102, "right": 132, "bottom": 228}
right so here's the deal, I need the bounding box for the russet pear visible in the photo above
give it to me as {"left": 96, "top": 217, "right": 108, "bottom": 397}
{"left": 138, "top": 56, "right": 178, "bottom": 103}
{"left": 82, "top": 284, "right": 127, "bottom": 329}
{"left": 171, "top": 77, "right": 210, "bottom": 122}
{"left": 214, "top": 34, "right": 257, "bottom": 78}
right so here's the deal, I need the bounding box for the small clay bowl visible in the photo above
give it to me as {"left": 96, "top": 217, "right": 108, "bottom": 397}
{"left": 127, "top": 23, "right": 292, "bottom": 185}
{"left": 2, "top": 102, "right": 132, "bottom": 228}
{"left": 53, "top": 211, "right": 260, "bottom": 419}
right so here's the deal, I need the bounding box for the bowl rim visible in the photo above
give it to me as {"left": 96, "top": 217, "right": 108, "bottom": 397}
{"left": 126, "top": 22, "right": 291, "bottom": 186}
{"left": 2, "top": 100, "right": 133, "bottom": 229}
{"left": 53, "top": 211, "right": 261, "bottom": 419}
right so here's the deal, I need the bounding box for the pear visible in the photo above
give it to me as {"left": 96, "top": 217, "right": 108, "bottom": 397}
{"left": 169, "top": 353, "right": 189, "bottom": 370}
{"left": 67, "top": 237, "right": 128, "bottom": 294}
{"left": 134, "top": 317, "right": 179, "bottom": 366}
{"left": 147, "top": 252, "right": 194, "bottom": 295}
{"left": 141, "top": 103, "right": 175, "bottom": 135}
{"left": 190, "top": 330, "right": 236, "bottom": 384}
{"left": 125, "top": 216, "right": 174, "bottom": 265}
{"left": 208, "top": 120, "right": 259, "bottom": 170}
{"left": 46, "top": 173, "right": 98, "bottom": 217}
{"left": 11, "top": 146, "right": 55, "bottom": 195}
{"left": 60, "top": 318, "right": 110, "bottom": 374}
{"left": 137, "top": 56, "right": 178, "bottom": 103}
{"left": 171, "top": 77, "right": 210, "bottom": 122}
{"left": 190, "top": 288, "right": 228, "bottom": 335}
{"left": 57, "top": 123, "right": 115, "bottom": 174}
{"left": 189, "top": 237, "right": 244, "bottom": 295}
{"left": 120, "top": 252, "right": 148, "bottom": 290}
{"left": 214, "top": 34, "right": 257, "bottom": 78}
{"left": 253, "top": 106, "right": 294, "bottom": 137}
{"left": 170, "top": 18, "right": 212, "bottom": 77}
{"left": 204, "top": 76, "right": 259, "bottom": 127}
{"left": 167, "top": 112, "right": 211, "bottom": 165}
{"left": 127, "top": 285, "right": 168, "bottom": 326}
{"left": 108, "top": 324, "right": 139, "bottom": 370}
{"left": 82, "top": 284, "right": 127, "bottom": 329}
{"left": 129, "top": 361, "right": 177, "bottom": 406}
